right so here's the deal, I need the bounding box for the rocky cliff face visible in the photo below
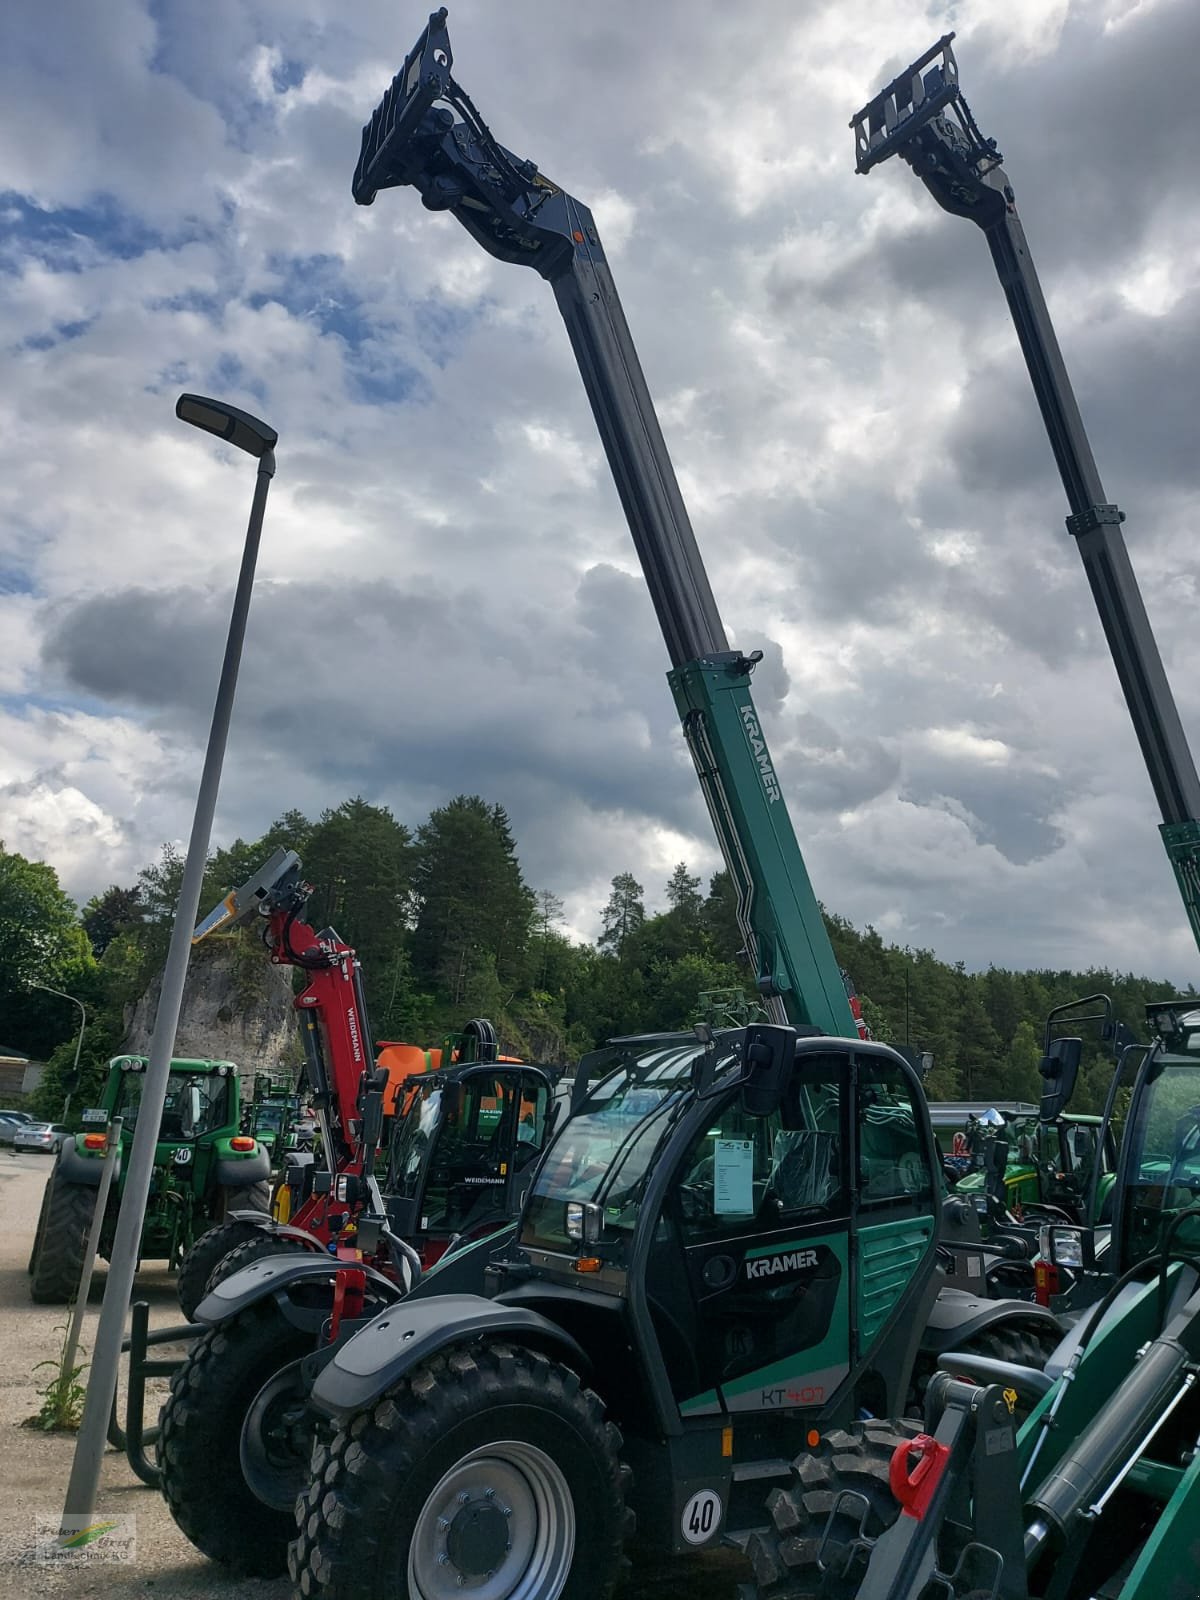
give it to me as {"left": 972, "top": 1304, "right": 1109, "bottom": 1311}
{"left": 124, "top": 935, "right": 301, "bottom": 1086}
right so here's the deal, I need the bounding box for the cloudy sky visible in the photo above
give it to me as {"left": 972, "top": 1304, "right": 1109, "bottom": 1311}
{"left": 3, "top": 0, "right": 1199, "bottom": 982}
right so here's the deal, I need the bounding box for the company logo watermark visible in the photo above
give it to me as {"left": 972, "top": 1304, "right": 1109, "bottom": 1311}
{"left": 33, "top": 1514, "right": 136, "bottom": 1564}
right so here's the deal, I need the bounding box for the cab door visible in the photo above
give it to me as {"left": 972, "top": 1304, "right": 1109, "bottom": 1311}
{"left": 661, "top": 1059, "right": 853, "bottom": 1418}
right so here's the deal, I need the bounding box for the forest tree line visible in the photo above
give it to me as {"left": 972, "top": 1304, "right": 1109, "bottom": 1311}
{"left": 1, "top": 793, "right": 1188, "bottom": 1119}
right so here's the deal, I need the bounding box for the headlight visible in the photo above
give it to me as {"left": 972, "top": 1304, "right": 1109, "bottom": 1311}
{"left": 973, "top": 1195, "right": 988, "bottom": 1214}
{"left": 565, "top": 1202, "right": 584, "bottom": 1241}
{"left": 335, "top": 1175, "right": 350, "bottom": 1202}
{"left": 1050, "top": 1227, "right": 1084, "bottom": 1268}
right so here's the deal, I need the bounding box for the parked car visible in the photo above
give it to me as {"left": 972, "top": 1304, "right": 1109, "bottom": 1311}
{"left": 0, "top": 1113, "right": 32, "bottom": 1146}
{"left": 14, "top": 1122, "right": 70, "bottom": 1154}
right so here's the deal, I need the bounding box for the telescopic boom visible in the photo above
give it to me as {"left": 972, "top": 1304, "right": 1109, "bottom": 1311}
{"left": 354, "top": 9, "right": 857, "bottom": 1035}
{"left": 852, "top": 36, "right": 1200, "bottom": 957}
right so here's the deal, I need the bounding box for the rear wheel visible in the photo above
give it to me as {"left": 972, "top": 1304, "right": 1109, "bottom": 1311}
{"left": 29, "top": 1174, "right": 97, "bottom": 1303}
{"left": 158, "top": 1299, "right": 314, "bottom": 1574}
{"left": 28, "top": 1179, "right": 52, "bottom": 1274}
{"left": 290, "top": 1342, "right": 631, "bottom": 1600}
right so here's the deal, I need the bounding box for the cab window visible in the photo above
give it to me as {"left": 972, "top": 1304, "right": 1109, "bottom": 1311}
{"left": 856, "top": 1059, "right": 933, "bottom": 1214}
{"left": 676, "top": 1066, "right": 846, "bottom": 1246}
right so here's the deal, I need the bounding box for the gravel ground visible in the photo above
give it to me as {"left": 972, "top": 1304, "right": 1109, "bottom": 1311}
{"left": 0, "top": 1152, "right": 753, "bottom": 1600}
{"left": 0, "top": 1154, "right": 288, "bottom": 1600}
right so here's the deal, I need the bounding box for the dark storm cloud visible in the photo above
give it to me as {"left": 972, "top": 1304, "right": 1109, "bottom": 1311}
{"left": 40, "top": 569, "right": 709, "bottom": 839}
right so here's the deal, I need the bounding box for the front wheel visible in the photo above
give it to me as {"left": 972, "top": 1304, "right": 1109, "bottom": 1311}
{"left": 158, "top": 1300, "right": 314, "bottom": 1574}
{"left": 747, "top": 1420, "right": 922, "bottom": 1598}
{"left": 290, "top": 1342, "right": 631, "bottom": 1600}
{"left": 176, "top": 1219, "right": 269, "bottom": 1320}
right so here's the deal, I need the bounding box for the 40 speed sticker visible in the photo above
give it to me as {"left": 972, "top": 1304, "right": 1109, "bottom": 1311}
{"left": 680, "top": 1488, "right": 722, "bottom": 1545}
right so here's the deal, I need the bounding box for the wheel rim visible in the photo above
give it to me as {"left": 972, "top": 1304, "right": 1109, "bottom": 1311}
{"left": 407, "top": 1440, "right": 575, "bottom": 1600}
{"left": 239, "top": 1359, "right": 313, "bottom": 1511}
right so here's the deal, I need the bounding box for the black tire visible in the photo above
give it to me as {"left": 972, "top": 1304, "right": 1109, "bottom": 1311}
{"left": 29, "top": 1174, "right": 97, "bottom": 1303}
{"left": 28, "top": 1179, "right": 52, "bottom": 1274}
{"left": 958, "top": 1321, "right": 1059, "bottom": 1371}
{"left": 173, "top": 1180, "right": 270, "bottom": 1318}
{"left": 747, "top": 1420, "right": 922, "bottom": 1598}
{"left": 224, "top": 1179, "right": 272, "bottom": 1213}
{"left": 290, "top": 1341, "right": 632, "bottom": 1600}
{"left": 205, "top": 1230, "right": 312, "bottom": 1299}
{"left": 159, "top": 1300, "right": 314, "bottom": 1574}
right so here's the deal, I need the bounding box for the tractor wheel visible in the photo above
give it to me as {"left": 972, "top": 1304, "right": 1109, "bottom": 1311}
{"left": 746, "top": 1419, "right": 923, "bottom": 1598}
{"left": 175, "top": 1181, "right": 271, "bottom": 1318}
{"left": 957, "top": 1321, "right": 1059, "bottom": 1371}
{"left": 949, "top": 1321, "right": 1060, "bottom": 1424}
{"left": 204, "top": 1230, "right": 312, "bottom": 1299}
{"left": 224, "top": 1179, "right": 272, "bottom": 1214}
{"left": 177, "top": 1217, "right": 269, "bottom": 1320}
{"left": 28, "top": 1178, "right": 52, "bottom": 1274}
{"left": 290, "top": 1341, "right": 632, "bottom": 1600}
{"left": 159, "top": 1299, "right": 314, "bottom": 1575}
{"left": 29, "top": 1174, "right": 97, "bottom": 1303}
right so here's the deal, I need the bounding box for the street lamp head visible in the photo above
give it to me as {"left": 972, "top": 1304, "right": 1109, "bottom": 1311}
{"left": 176, "top": 394, "right": 278, "bottom": 459}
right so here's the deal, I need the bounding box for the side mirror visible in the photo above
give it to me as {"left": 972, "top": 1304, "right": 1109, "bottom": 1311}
{"left": 1039, "top": 1036, "right": 1083, "bottom": 1121}
{"left": 740, "top": 1024, "right": 795, "bottom": 1118}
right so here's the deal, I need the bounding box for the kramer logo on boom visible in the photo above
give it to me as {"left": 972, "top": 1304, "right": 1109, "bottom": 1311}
{"left": 740, "top": 705, "right": 782, "bottom": 804}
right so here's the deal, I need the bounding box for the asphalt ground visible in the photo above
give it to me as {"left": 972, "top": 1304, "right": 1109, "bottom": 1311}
{"left": 0, "top": 1152, "right": 754, "bottom": 1600}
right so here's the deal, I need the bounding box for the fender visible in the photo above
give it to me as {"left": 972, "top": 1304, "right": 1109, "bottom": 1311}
{"left": 55, "top": 1135, "right": 117, "bottom": 1187}
{"left": 310, "top": 1294, "right": 591, "bottom": 1421}
{"left": 921, "top": 1286, "right": 1062, "bottom": 1356}
{"left": 215, "top": 1147, "right": 271, "bottom": 1187}
{"left": 223, "top": 1210, "right": 326, "bottom": 1249}
{"left": 194, "top": 1250, "right": 404, "bottom": 1329}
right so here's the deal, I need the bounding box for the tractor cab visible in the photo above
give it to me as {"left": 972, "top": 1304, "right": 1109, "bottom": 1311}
{"left": 386, "top": 1059, "right": 559, "bottom": 1266}
{"left": 512, "top": 1024, "right": 941, "bottom": 1434}
{"left": 1112, "top": 1001, "right": 1200, "bottom": 1272}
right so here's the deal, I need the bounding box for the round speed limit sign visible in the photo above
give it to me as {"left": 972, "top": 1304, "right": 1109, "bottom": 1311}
{"left": 680, "top": 1488, "right": 722, "bottom": 1545}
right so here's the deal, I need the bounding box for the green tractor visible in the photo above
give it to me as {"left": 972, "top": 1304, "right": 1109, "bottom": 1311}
{"left": 953, "top": 1110, "right": 1117, "bottom": 1227}
{"left": 28, "top": 1054, "right": 270, "bottom": 1304}
{"left": 243, "top": 1073, "right": 301, "bottom": 1164}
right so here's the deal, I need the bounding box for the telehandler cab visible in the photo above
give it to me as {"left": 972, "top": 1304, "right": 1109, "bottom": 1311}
{"left": 281, "top": 16, "right": 1064, "bottom": 1597}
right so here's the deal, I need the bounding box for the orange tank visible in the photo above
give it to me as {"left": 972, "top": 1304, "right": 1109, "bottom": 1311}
{"left": 375, "top": 1041, "right": 439, "bottom": 1114}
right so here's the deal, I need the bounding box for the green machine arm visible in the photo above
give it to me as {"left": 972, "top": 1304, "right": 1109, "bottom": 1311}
{"left": 352, "top": 10, "right": 856, "bottom": 1035}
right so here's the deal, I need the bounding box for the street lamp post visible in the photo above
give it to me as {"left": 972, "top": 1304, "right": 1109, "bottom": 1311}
{"left": 28, "top": 982, "right": 86, "bottom": 1117}
{"left": 62, "top": 395, "right": 278, "bottom": 1537}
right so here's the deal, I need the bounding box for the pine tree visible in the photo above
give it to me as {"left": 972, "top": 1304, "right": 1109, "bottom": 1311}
{"left": 534, "top": 890, "right": 566, "bottom": 989}
{"left": 665, "top": 862, "right": 702, "bottom": 917}
{"left": 304, "top": 797, "right": 414, "bottom": 972}
{"left": 412, "top": 796, "right": 535, "bottom": 996}
{"left": 598, "top": 872, "right": 645, "bottom": 959}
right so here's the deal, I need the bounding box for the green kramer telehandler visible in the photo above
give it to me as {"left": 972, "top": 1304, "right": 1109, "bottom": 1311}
{"left": 281, "top": 15, "right": 1063, "bottom": 1599}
